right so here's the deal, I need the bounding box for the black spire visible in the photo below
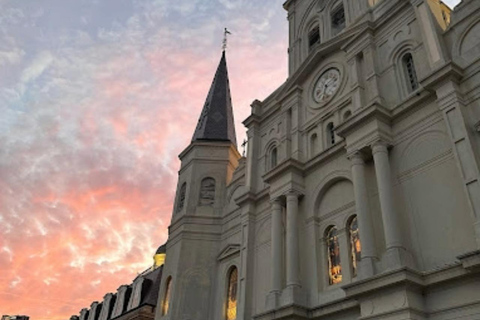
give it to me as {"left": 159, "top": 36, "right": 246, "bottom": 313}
{"left": 192, "top": 51, "right": 237, "bottom": 146}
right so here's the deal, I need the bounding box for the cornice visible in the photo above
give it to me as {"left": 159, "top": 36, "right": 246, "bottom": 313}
{"left": 335, "top": 102, "right": 393, "bottom": 139}
{"left": 420, "top": 61, "right": 464, "bottom": 90}
{"left": 262, "top": 158, "right": 305, "bottom": 185}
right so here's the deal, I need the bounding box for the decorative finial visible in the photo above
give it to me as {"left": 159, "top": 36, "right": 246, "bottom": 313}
{"left": 241, "top": 139, "right": 248, "bottom": 157}
{"left": 223, "top": 28, "right": 232, "bottom": 51}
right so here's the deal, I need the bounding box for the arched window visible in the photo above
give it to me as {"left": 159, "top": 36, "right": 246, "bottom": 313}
{"left": 161, "top": 277, "right": 172, "bottom": 316}
{"left": 326, "top": 122, "right": 335, "bottom": 147}
{"left": 348, "top": 216, "right": 361, "bottom": 277}
{"left": 226, "top": 267, "right": 238, "bottom": 320}
{"left": 326, "top": 227, "right": 342, "bottom": 284}
{"left": 310, "top": 134, "right": 318, "bottom": 157}
{"left": 176, "top": 183, "right": 186, "bottom": 212}
{"left": 308, "top": 25, "right": 320, "bottom": 50}
{"left": 402, "top": 53, "right": 418, "bottom": 92}
{"left": 199, "top": 178, "right": 215, "bottom": 206}
{"left": 270, "top": 147, "right": 278, "bottom": 169}
{"left": 331, "top": 5, "right": 346, "bottom": 36}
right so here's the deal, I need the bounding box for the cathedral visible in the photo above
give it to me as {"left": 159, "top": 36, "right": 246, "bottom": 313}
{"left": 72, "top": 0, "right": 480, "bottom": 319}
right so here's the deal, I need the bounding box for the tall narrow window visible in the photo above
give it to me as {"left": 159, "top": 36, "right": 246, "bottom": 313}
{"left": 270, "top": 147, "right": 278, "bottom": 169}
{"left": 199, "top": 178, "right": 215, "bottom": 206}
{"left": 349, "top": 216, "right": 361, "bottom": 277}
{"left": 310, "top": 134, "right": 318, "bottom": 157}
{"left": 327, "top": 122, "right": 335, "bottom": 147}
{"left": 331, "top": 5, "right": 346, "bottom": 35}
{"left": 326, "top": 227, "right": 342, "bottom": 284}
{"left": 308, "top": 26, "right": 320, "bottom": 50}
{"left": 226, "top": 267, "right": 238, "bottom": 320}
{"left": 162, "top": 277, "right": 172, "bottom": 316}
{"left": 402, "top": 53, "right": 418, "bottom": 92}
{"left": 176, "top": 183, "right": 186, "bottom": 212}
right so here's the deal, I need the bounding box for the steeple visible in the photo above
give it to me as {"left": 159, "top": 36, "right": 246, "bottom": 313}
{"left": 192, "top": 51, "right": 237, "bottom": 147}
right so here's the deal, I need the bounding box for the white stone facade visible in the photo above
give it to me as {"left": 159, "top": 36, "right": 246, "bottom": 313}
{"left": 155, "top": 0, "right": 480, "bottom": 319}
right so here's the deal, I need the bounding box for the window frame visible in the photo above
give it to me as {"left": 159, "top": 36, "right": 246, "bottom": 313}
{"left": 225, "top": 266, "right": 238, "bottom": 320}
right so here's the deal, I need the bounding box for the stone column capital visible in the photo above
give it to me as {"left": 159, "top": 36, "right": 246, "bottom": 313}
{"left": 348, "top": 151, "right": 366, "bottom": 165}
{"left": 371, "top": 140, "right": 390, "bottom": 154}
{"left": 285, "top": 189, "right": 303, "bottom": 199}
{"left": 270, "top": 197, "right": 283, "bottom": 207}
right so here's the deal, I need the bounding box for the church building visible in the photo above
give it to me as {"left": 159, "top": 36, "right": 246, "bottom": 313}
{"left": 71, "top": 0, "right": 480, "bottom": 319}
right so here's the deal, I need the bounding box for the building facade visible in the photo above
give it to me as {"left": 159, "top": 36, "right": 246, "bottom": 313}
{"left": 156, "top": 0, "right": 480, "bottom": 319}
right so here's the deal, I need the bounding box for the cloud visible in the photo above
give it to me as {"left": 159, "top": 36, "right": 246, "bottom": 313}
{"left": 0, "top": 0, "right": 288, "bottom": 319}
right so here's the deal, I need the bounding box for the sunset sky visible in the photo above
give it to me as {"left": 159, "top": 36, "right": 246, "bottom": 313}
{"left": 0, "top": 0, "right": 461, "bottom": 319}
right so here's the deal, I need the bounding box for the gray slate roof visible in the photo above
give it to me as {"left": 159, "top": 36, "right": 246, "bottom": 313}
{"left": 192, "top": 51, "right": 237, "bottom": 146}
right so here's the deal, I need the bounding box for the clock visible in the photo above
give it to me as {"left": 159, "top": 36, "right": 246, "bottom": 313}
{"left": 313, "top": 68, "right": 341, "bottom": 105}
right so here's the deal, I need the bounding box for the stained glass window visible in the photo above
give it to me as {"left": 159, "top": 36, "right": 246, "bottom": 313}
{"left": 327, "top": 227, "right": 342, "bottom": 284}
{"left": 226, "top": 267, "right": 238, "bottom": 320}
{"left": 349, "top": 216, "right": 362, "bottom": 277}
{"left": 162, "top": 277, "right": 172, "bottom": 316}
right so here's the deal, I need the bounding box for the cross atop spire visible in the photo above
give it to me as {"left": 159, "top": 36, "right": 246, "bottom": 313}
{"left": 191, "top": 50, "right": 237, "bottom": 147}
{"left": 222, "top": 28, "right": 231, "bottom": 51}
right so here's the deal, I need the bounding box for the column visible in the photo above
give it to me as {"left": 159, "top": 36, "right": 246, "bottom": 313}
{"left": 372, "top": 141, "right": 411, "bottom": 268}
{"left": 350, "top": 152, "right": 377, "bottom": 277}
{"left": 270, "top": 198, "right": 283, "bottom": 293}
{"left": 286, "top": 192, "right": 300, "bottom": 287}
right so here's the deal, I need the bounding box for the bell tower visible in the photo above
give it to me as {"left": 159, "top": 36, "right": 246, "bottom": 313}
{"left": 155, "top": 50, "right": 241, "bottom": 320}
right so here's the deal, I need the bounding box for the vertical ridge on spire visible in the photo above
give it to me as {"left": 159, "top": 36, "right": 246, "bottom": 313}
{"left": 192, "top": 51, "right": 237, "bottom": 147}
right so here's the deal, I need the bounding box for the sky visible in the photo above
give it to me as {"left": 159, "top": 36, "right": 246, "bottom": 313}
{"left": 0, "top": 0, "right": 461, "bottom": 319}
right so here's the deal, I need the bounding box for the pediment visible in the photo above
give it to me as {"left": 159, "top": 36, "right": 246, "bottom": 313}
{"left": 217, "top": 244, "right": 241, "bottom": 261}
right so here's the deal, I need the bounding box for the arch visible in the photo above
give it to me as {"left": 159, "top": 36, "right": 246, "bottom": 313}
{"left": 161, "top": 276, "right": 172, "bottom": 316}
{"left": 310, "top": 170, "right": 352, "bottom": 217}
{"left": 454, "top": 17, "right": 480, "bottom": 60}
{"left": 225, "top": 266, "right": 238, "bottom": 320}
{"left": 347, "top": 215, "right": 361, "bottom": 277}
{"left": 199, "top": 177, "right": 216, "bottom": 206}
{"left": 398, "top": 130, "right": 451, "bottom": 174}
{"left": 388, "top": 40, "right": 420, "bottom": 98}
{"left": 325, "top": 226, "right": 342, "bottom": 284}
{"left": 264, "top": 139, "right": 280, "bottom": 171}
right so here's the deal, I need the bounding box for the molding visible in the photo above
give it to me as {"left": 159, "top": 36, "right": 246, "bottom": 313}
{"left": 420, "top": 61, "right": 464, "bottom": 90}
{"left": 217, "top": 244, "right": 241, "bottom": 261}
{"left": 475, "top": 120, "right": 480, "bottom": 133}
{"left": 262, "top": 158, "right": 305, "bottom": 185}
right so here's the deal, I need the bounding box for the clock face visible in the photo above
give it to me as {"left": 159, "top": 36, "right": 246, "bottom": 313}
{"left": 313, "top": 68, "right": 341, "bottom": 104}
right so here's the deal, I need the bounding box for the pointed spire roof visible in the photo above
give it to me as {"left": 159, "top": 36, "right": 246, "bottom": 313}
{"left": 192, "top": 51, "right": 237, "bottom": 146}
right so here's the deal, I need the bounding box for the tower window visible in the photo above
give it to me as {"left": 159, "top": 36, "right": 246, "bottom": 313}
{"left": 326, "top": 227, "right": 342, "bottom": 285}
{"left": 162, "top": 277, "right": 172, "bottom": 316}
{"left": 226, "top": 267, "right": 238, "bottom": 320}
{"left": 270, "top": 147, "right": 278, "bottom": 169}
{"left": 327, "top": 122, "right": 335, "bottom": 147}
{"left": 348, "top": 216, "right": 361, "bottom": 277}
{"left": 308, "top": 26, "right": 321, "bottom": 50}
{"left": 199, "top": 177, "right": 216, "bottom": 206}
{"left": 331, "top": 5, "right": 346, "bottom": 35}
{"left": 176, "top": 183, "right": 187, "bottom": 212}
{"left": 402, "top": 53, "right": 418, "bottom": 92}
